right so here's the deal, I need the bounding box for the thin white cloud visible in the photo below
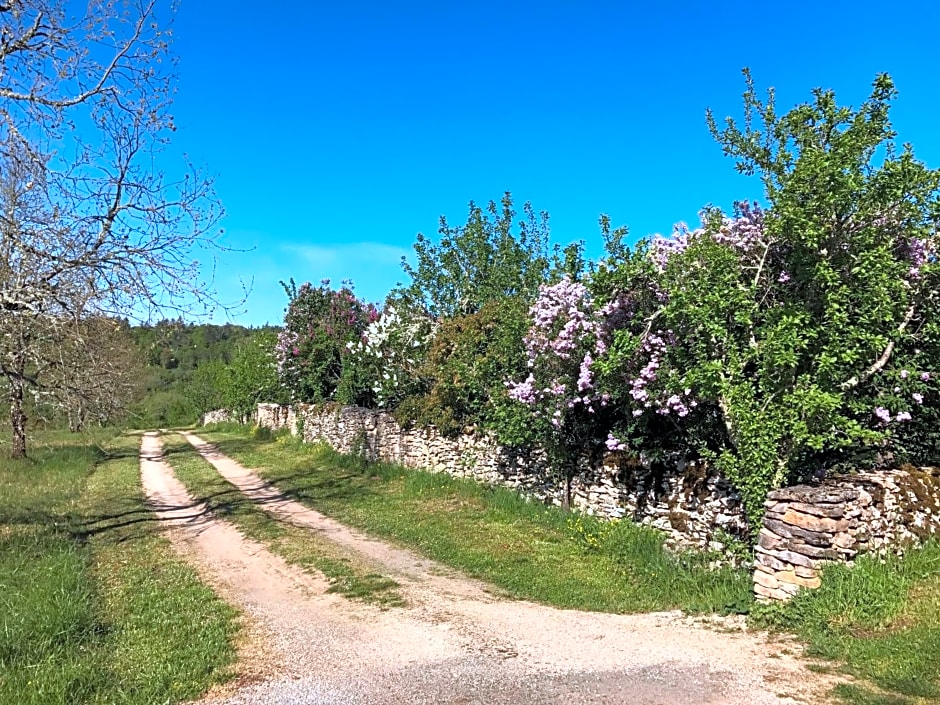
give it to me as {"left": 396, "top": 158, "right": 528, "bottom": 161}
{"left": 279, "top": 242, "right": 413, "bottom": 304}
{"left": 284, "top": 242, "right": 409, "bottom": 270}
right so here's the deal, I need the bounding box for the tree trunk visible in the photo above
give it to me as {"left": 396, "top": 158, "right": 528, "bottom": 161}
{"left": 9, "top": 378, "right": 27, "bottom": 458}
{"left": 68, "top": 401, "right": 86, "bottom": 433}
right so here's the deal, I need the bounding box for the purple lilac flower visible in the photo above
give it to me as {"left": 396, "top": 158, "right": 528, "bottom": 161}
{"left": 713, "top": 202, "right": 765, "bottom": 252}
{"left": 896, "top": 411, "right": 912, "bottom": 423}
{"left": 903, "top": 237, "right": 929, "bottom": 279}
{"left": 874, "top": 407, "right": 892, "bottom": 425}
{"left": 922, "top": 372, "right": 932, "bottom": 382}
{"left": 577, "top": 354, "right": 594, "bottom": 392}
{"left": 625, "top": 330, "right": 698, "bottom": 417}
{"left": 649, "top": 225, "right": 692, "bottom": 272}
{"left": 509, "top": 276, "right": 614, "bottom": 432}
{"left": 605, "top": 433, "right": 627, "bottom": 452}
{"left": 507, "top": 374, "right": 537, "bottom": 404}
{"left": 900, "top": 369, "right": 910, "bottom": 379}
{"left": 913, "top": 393, "right": 924, "bottom": 404}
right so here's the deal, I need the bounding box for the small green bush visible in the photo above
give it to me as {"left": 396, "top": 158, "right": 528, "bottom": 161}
{"left": 394, "top": 297, "right": 532, "bottom": 441}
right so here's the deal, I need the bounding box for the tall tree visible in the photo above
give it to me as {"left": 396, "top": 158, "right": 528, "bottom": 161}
{"left": 0, "top": 1, "right": 225, "bottom": 457}
{"left": 222, "top": 331, "right": 282, "bottom": 422}
{"left": 592, "top": 72, "right": 940, "bottom": 526}
{"left": 400, "top": 192, "right": 555, "bottom": 318}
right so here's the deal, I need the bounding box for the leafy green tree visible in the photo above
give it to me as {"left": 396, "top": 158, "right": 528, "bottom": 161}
{"left": 187, "top": 360, "right": 228, "bottom": 418}
{"left": 223, "top": 331, "right": 283, "bottom": 421}
{"left": 400, "top": 192, "right": 555, "bottom": 318}
{"left": 598, "top": 72, "right": 939, "bottom": 527}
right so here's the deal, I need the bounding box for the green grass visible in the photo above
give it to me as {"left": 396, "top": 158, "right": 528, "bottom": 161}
{"left": 195, "top": 427, "right": 753, "bottom": 615}
{"left": 753, "top": 541, "right": 940, "bottom": 705}
{"left": 0, "top": 431, "right": 239, "bottom": 705}
{"left": 160, "top": 434, "right": 404, "bottom": 607}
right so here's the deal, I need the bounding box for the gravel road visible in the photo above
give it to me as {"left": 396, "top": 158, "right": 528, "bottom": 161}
{"left": 139, "top": 432, "right": 840, "bottom": 705}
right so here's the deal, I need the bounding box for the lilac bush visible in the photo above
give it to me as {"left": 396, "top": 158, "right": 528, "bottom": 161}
{"left": 590, "top": 74, "right": 940, "bottom": 527}
{"left": 276, "top": 279, "right": 378, "bottom": 403}
{"left": 343, "top": 304, "right": 436, "bottom": 408}
{"left": 507, "top": 276, "right": 616, "bottom": 505}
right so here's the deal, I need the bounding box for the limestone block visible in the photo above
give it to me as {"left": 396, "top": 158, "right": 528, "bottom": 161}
{"left": 754, "top": 583, "right": 793, "bottom": 601}
{"left": 776, "top": 569, "right": 821, "bottom": 589}
{"left": 754, "top": 551, "right": 790, "bottom": 572}
{"left": 778, "top": 522, "right": 833, "bottom": 548}
{"left": 786, "top": 501, "right": 846, "bottom": 519}
{"left": 776, "top": 580, "right": 802, "bottom": 596}
{"left": 781, "top": 508, "right": 849, "bottom": 534}
{"left": 754, "top": 545, "right": 816, "bottom": 569}
{"left": 832, "top": 532, "right": 856, "bottom": 550}
{"left": 786, "top": 542, "right": 839, "bottom": 560}
{"left": 757, "top": 529, "right": 786, "bottom": 551}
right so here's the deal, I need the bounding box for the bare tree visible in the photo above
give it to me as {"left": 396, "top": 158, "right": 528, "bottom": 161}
{"left": 0, "top": 1, "right": 227, "bottom": 457}
{"left": 50, "top": 317, "right": 145, "bottom": 432}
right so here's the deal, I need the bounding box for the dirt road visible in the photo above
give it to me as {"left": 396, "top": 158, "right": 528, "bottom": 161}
{"left": 140, "top": 432, "right": 838, "bottom": 705}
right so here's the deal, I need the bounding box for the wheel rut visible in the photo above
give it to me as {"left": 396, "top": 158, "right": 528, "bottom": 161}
{"left": 140, "top": 431, "right": 842, "bottom": 705}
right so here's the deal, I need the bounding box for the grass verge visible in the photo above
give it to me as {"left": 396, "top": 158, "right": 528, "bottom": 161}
{"left": 195, "top": 426, "right": 752, "bottom": 615}
{"left": 753, "top": 541, "right": 940, "bottom": 705}
{"left": 0, "top": 431, "right": 239, "bottom": 705}
{"left": 161, "top": 434, "right": 404, "bottom": 607}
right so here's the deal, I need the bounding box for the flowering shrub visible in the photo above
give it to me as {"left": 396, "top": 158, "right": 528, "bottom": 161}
{"left": 590, "top": 73, "right": 940, "bottom": 527}
{"left": 508, "top": 277, "right": 607, "bottom": 418}
{"left": 275, "top": 279, "right": 377, "bottom": 403}
{"left": 506, "top": 277, "right": 616, "bottom": 504}
{"left": 342, "top": 302, "right": 435, "bottom": 408}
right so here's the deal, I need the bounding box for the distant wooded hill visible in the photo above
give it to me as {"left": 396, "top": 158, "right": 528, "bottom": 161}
{"left": 130, "top": 320, "right": 280, "bottom": 426}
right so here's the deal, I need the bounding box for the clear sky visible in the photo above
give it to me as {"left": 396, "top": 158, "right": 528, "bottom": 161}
{"left": 168, "top": 0, "right": 940, "bottom": 326}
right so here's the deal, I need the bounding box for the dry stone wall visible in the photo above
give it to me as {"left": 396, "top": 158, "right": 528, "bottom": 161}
{"left": 754, "top": 467, "right": 940, "bottom": 601}
{"left": 201, "top": 409, "right": 234, "bottom": 425}
{"left": 218, "top": 403, "right": 940, "bottom": 600}
{"left": 254, "top": 402, "right": 749, "bottom": 550}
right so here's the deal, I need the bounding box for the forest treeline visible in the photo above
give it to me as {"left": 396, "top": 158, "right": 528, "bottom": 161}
{"left": 128, "top": 321, "right": 282, "bottom": 427}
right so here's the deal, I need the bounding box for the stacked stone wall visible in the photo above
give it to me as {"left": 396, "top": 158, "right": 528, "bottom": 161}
{"left": 201, "top": 409, "right": 234, "bottom": 425}
{"left": 250, "top": 403, "right": 940, "bottom": 600}
{"left": 255, "top": 402, "right": 749, "bottom": 550}
{"left": 754, "top": 468, "right": 940, "bottom": 601}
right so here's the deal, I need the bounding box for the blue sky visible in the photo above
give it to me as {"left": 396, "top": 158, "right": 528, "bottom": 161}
{"left": 169, "top": 0, "right": 940, "bottom": 326}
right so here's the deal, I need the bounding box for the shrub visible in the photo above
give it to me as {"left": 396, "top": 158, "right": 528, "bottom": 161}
{"left": 594, "top": 72, "right": 940, "bottom": 527}
{"left": 275, "top": 279, "right": 378, "bottom": 404}
{"left": 340, "top": 300, "right": 435, "bottom": 409}
{"left": 394, "top": 297, "right": 531, "bottom": 440}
